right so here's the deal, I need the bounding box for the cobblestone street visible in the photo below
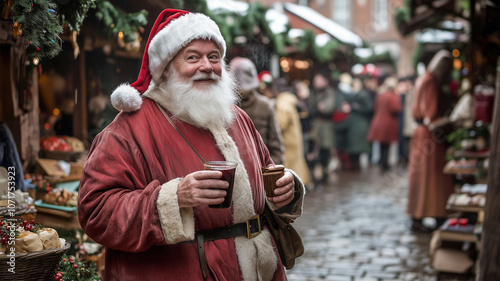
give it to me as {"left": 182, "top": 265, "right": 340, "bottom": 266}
{"left": 285, "top": 165, "right": 439, "bottom": 281}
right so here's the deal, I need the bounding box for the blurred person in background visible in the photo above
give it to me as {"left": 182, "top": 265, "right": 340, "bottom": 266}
{"left": 343, "top": 77, "right": 372, "bottom": 170}
{"left": 362, "top": 73, "right": 379, "bottom": 163}
{"left": 273, "top": 78, "right": 312, "bottom": 187}
{"left": 367, "top": 76, "right": 402, "bottom": 173}
{"left": 307, "top": 71, "right": 337, "bottom": 189}
{"left": 333, "top": 72, "right": 354, "bottom": 170}
{"left": 396, "top": 76, "right": 416, "bottom": 167}
{"left": 229, "top": 57, "right": 284, "bottom": 165}
{"left": 407, "top": 50, "right": 454, "bottom": 233}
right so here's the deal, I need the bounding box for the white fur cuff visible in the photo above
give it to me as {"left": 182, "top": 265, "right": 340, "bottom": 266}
{"left": 156, "top": 178, "right": 195, "bottom": 243}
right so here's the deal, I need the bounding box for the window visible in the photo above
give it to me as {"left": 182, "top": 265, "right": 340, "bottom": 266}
{"left": 333, "top": 0, "right": 350, "bottom": 29}
{"left": 373, "top": 0, "right": 389, "bottom": 32}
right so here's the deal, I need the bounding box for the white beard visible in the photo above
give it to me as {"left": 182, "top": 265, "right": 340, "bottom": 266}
{"left": 153, "top": 64, "right": 239, "bottom": 129}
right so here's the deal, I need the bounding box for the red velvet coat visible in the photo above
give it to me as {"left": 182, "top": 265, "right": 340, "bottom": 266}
{"left": 78, "top": 98, "right": 302, "bottom": 280}
{"left": 367, "top": 90, "right": 402, "bottom": 144}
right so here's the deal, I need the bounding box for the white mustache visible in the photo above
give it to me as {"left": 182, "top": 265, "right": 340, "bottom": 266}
{"left": 191, "top": 72, "right": 220, "bottom": 81}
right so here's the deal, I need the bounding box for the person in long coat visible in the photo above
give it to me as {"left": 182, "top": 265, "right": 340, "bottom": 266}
{"left": 307, "top": 72, "right": 337, "bottom": 189}
{"left": 367, "top": 77, "right": 402, "bottom": 172}
{"left": 406, "top": 50, "right": 454, "bottom": 232}
{"left": 274, "top": 79, "right": 312, "bottom": 186}
{"left": 344, "top": 78, "right": 373, "bottom": 170}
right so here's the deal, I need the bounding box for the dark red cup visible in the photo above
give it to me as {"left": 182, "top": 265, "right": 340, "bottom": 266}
{"left": 204, "top": 161, "right": 238, "bottom": 208}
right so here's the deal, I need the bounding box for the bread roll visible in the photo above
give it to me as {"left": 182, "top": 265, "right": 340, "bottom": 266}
{"left": 15, "top": 231, "right": 43, "bottom": 253}
{"left": 38, "top": 227, "right": 62, "bottom": 250}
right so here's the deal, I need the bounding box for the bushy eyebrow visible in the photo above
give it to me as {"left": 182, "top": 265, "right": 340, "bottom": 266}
{"left": 183, "top": 47, "right": 220, "bottom": 57}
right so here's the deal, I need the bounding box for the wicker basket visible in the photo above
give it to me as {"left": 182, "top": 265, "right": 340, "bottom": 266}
{"left": 0, "top": 242, "right": 70, "bottom": 280}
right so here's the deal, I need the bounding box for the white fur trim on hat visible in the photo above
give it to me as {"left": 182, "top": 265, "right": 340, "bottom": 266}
{"left": 110, "top": 83, "right": 143, "bottom": 112}
{"left": 148, "top": 13, "right": 226, "bottom": 83}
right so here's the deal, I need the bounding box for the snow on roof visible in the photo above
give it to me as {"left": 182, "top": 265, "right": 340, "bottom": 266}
{"left": 283, "top": 2, "right": 363, "bottom": 47}
{"left": 207, "top": 0, "right": 248, "bottom": 15}
{"left": 265, "top": 8, "right": 289, "bottom": 34}
{"left": 418, "top": 29, "right": 456, "bottom": 43}
{"left": 207, "top": 0, "right": 289, "bottom": 34}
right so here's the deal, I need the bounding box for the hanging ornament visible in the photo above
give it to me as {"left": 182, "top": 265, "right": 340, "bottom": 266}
{"left": 124, "top": 32, "right": 141, "bottom": 54}
{"left": 12, "top": 21, "right": 22, "bottom": 39}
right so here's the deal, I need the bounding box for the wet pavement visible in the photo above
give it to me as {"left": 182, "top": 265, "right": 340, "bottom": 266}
{"left": 285, "top": 164, "right": 440, "bottom": 281}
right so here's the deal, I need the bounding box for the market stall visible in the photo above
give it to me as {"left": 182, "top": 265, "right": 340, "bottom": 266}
{"left": 398, "top": 0, "right": 500, "bottom": 279}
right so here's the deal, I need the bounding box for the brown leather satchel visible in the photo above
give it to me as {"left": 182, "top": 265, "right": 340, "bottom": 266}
{"left": 263, "top": 201, "right": 304, "bottom": 269}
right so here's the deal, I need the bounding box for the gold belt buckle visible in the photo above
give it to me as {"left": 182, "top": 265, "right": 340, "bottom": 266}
{"left": 246, "top": 215, "right": 261, "bottom": 239}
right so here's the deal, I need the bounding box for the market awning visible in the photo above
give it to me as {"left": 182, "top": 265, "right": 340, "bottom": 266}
{"left": 283, "top": 2, "right": 363, "bottom": 47}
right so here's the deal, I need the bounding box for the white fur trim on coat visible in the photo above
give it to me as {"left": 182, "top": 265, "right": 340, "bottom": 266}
{"left": 156, "top": 178, "right": 195, "bottom": 244}
{"left": 110, "top": 84, "right": 143, "bottom": 112}
{"left": 208, "top": 124, "right": 278, "bottom": 281}
{"left": 148, "top": 13, "right": 226, "bottom": 83}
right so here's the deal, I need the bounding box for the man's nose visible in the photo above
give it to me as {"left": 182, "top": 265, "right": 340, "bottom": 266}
{"left": 199, "top": 57, "right": 213, "bottom": 72}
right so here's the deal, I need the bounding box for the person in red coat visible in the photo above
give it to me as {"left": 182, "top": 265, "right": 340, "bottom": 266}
{"left": 77, "top": 9, "right": 305, "bottom": 281}
{"left": 367, "top": 77, "right": 402, "bottom": 172}
{"left": 406, "top": 50, "right": 454, "bottom": 233}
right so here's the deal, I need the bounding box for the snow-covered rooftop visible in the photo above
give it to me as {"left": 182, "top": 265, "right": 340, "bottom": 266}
{"left": 207, "top": 0, "right": 248, "bottom": 15}
{"left": 207, "top": 0, "right": 289, "bottom": 34}
{"left": 283, "top": 2, "right": 363, "bottom": 47}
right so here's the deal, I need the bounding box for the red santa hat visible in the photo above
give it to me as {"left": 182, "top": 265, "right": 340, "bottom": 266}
{"left": 110, "top": 9, "right": 227, "bottom": 112}
{"left": 258, "top": 71, "right": 273, "bottom": 84}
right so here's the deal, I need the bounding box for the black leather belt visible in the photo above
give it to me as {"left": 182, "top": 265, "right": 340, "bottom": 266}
{"left": 181, "top": 214, "right": 266, "bottom": 279}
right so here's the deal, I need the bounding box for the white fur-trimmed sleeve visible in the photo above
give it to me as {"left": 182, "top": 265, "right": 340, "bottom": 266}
{"left": 156, "top": 178, "right": 195, "bottom": 243}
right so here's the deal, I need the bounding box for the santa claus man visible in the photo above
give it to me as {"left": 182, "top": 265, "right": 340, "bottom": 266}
{"left": 77, "top": 9, "right": 305, "bottom": 281}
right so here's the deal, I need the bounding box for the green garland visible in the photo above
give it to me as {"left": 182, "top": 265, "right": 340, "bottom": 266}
{"left": 94, "top": 0, "right": 148, "bottom": 43}
{"left": 3, "top": 0, "right": 147, "bottom": 60}
{"left": 10, "top": 0, "right": 63, "bottom": 59}
{"left": 394, "top": 0, "right": 411, "bottom": 34}
{"left": 57, "top": 0, "right": 96, "bottom": 32}
{"left": 56, "top": 254, "right": 100, "bottom": 281}
{"left": 314, "top": 38, "right": 340, "bottom": 63}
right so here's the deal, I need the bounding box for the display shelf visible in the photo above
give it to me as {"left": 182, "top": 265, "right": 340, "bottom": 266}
{"left": 453, "top": 150, "right": 490, "bottom": 159}
{"left": 446, "top": 193, "right": 485, "bottom": 213}
{"left": 443, "top": 159, "right": 478, "bottom": 175}
{"left": 437, "top": 221, "right": 478, "bottom": 244}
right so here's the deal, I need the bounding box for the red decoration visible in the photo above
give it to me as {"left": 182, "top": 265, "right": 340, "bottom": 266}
{"left": 331, "top": 110, "right": 348, "bottom": 123}
{"left": 458, "top": 218, "right": 468, "bottom": 226}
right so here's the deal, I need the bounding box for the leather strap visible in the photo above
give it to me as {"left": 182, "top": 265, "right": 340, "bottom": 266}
{"left": 181, "top": 215, "right": 266, "bottom": 244}
{"left": 197, "top": 234, "right": 207, "bottom": 280}
{"left": 183, "top": 215, "right": 266, "bottom": 280}
{"left": 155, "top": 102, "right": 206, "bottom": 163}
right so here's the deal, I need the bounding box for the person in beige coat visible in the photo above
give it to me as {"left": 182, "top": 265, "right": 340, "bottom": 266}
{"left": 274, "top": 79, "right": 312, "bottom": 186}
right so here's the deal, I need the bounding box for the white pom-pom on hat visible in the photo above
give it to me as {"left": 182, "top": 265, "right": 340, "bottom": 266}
{"left": 110, "top": 84, "right": 143, "bottom": 112}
